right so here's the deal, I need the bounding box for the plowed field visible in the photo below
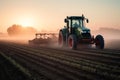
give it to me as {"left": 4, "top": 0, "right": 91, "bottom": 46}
{"left": 0, "top": 41, "right": 120, "bottom": 80}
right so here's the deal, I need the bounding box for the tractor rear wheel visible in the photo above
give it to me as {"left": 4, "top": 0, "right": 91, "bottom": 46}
{"left": 95, "top": 35, "right": 104, "bottom": 49}
{"left": 58, "top": 30, "right": 65, "bottom": 47}
{"left": 68, "top": 35, "right": 77, "bottom": 49}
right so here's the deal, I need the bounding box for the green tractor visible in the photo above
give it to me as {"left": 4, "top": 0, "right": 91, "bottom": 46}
{"left": 58, "top": 15, "right": 104, "bottom": 49}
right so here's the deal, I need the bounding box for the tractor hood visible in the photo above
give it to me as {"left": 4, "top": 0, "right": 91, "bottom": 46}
{"left": 82, "top": 26, "right": 90, "bottom": 31}
{"left": 78, "top": 26, "right": 90, "bottom": 33}
{"left": 82, "top": 27, "right": 90, "bottom": 33}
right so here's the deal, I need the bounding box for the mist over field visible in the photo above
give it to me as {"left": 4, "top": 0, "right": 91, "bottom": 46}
{"left": 92, "top": 27, "right": 120, "bottom": 50}
{"left": 0, "top": 24, "right": 38, "bottom": 43}
{"left": 0, "top": 27, "right": 120, "bottom": 50}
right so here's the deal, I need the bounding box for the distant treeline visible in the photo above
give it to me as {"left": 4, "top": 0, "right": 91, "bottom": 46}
{"left": 92, "top": 27, "right": 120, "bottom": 39}
{"left": 7, "top": 24, "right": 37, "bottom": 36}
{"left": 99, "top": 27, "right": 120, "bottom": 33}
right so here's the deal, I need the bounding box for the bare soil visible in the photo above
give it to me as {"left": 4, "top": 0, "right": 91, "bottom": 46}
{"left": 0, "top": 53, "right": 31, "bottom": 80}
{"left": 0, "top": 41, "right": 120, "bottom": 80}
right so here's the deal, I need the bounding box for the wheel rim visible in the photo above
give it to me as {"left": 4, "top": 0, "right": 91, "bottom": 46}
{"left": 69, "top": 38, "right": 73, "bottom": 47}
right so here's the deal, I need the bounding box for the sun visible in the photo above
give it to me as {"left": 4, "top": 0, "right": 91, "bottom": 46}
{"left": 18, "top": 17, "right": 35, "bottom": 27}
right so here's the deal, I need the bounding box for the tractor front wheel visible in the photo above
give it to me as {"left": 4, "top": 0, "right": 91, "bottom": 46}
{"left": 95, "top": 35, "right": 104, "bottom": 49}
{"left": 68, "top": 35, "right": 77, "bottom": 49}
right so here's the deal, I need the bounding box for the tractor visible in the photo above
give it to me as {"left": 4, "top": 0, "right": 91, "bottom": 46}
{"left": 58, "top": 14, "right": 104, "bottom": 49}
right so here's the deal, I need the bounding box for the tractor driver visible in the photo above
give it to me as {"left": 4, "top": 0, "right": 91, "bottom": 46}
{"left": 73, "top": 21, "right": 80, "bottom": 28}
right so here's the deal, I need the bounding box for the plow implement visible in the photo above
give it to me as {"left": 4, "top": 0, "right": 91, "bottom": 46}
{"left": 29, "top": 33, "right": 58, "bottom": 45}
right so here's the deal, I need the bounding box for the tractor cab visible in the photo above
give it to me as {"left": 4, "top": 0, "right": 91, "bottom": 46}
{"left": 65, "top": 15, "right": 88, "bottom": 28}
{"left": 64, "top": 15, "right": 91, "bottom": 39}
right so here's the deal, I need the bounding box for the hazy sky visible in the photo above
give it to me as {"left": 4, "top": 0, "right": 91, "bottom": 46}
{"left": 0, "top": 0, "right": 120, "bottom": 32}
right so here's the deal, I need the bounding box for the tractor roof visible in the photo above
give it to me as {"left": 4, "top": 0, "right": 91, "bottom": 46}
{"left": 67, "top": 16, "right": 84, "bottom": 19}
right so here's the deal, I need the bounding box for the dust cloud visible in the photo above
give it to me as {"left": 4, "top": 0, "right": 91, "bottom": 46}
{"left": 0, "top": 34, "right": 35, "bottom": 44}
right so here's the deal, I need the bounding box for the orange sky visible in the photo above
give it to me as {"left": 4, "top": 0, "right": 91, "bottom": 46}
{"left": 0, "top": 0, "right": 120, "bottom": 33}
